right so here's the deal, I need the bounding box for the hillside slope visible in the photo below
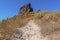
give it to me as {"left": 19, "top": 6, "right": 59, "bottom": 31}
{"left": 0, "top": 3, "right": 60, "bottom": 40}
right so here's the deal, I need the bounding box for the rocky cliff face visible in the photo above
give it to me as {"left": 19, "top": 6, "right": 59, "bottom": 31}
{"left": 0, "top": 3, "right": 60, "bottom": 40}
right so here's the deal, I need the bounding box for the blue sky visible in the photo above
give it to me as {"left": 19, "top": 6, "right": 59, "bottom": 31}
{"left": 0, "top": 0, "right": 60, "bottom": 21}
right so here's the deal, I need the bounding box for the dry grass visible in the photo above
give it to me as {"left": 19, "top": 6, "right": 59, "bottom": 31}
{"left": 0, "top": 11, "right": 60, "bottom": 40}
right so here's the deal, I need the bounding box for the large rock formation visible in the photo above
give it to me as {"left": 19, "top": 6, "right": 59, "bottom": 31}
{"left": 0, "top": 3, "right": 60, "bottom": 40}
{"left": 19, "top": 3, "right": 33, "bottom": 16}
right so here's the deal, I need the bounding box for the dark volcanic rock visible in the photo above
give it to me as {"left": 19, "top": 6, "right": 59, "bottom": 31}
{"left": 19, "top": 3, "right": 33, "bottom": 16}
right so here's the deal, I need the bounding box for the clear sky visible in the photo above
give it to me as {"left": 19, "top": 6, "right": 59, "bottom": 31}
{"left": 0, "top": 0, "right": 60, "bottom": 21}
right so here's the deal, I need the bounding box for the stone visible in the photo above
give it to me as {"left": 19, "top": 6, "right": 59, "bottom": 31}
{"left": 19, "top": 3, "right": 33, "bottom": 16}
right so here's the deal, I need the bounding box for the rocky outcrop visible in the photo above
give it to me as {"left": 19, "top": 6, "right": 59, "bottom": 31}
{"left": 19, "top": 3, "right": 33, "bottom": 16}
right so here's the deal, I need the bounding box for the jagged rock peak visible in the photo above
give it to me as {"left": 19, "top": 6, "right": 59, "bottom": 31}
{"left": 19, "top": 3, "right": 33, "bottom": 16}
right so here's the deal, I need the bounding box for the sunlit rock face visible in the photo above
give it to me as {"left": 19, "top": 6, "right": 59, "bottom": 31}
{"left": 10, "top": 20, "right": 45, "bottom": 40}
